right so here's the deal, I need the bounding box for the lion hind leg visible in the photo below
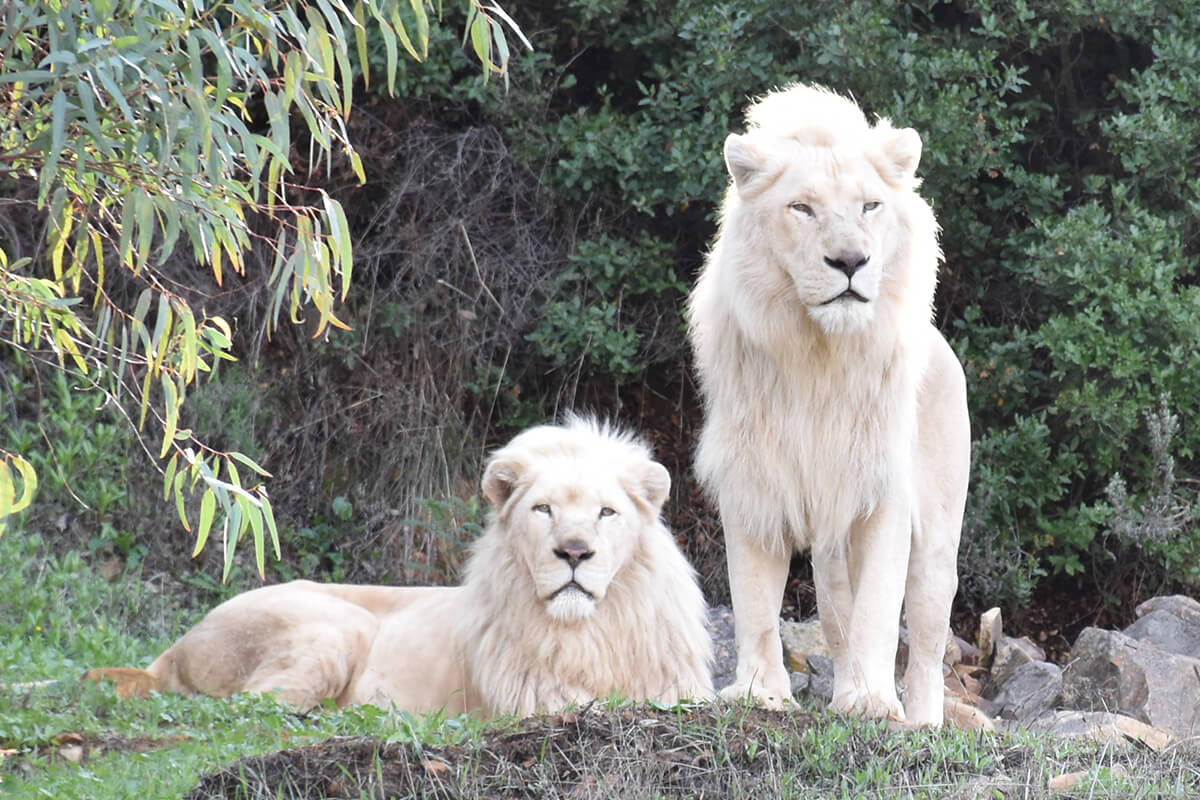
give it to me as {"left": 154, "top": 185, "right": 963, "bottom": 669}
{"left": 719, "top": 519, "right": 793, "bottom": 709}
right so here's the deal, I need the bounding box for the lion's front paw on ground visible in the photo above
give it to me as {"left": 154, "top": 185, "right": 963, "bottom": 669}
{"left": 718, "top": 681, "right": 796, "bottom": 710}
{"left": 829, "top": 687, "right": 906, "bottom": 722}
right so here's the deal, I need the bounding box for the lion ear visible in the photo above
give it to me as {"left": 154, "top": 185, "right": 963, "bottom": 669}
{"left": 724, "top": 133, "right": 771, "bottom": 194}
{"left": 623, "top": 460, "right": 671, "bottom": 514}
{"left": 481, "top": 456, "right": 526, "bottom": 510}
{"left": 877, "top": 126, "right": 922, "bottom": 187}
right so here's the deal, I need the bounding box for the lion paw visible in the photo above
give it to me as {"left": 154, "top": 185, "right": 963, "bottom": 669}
{"left": 829, "top": 687, "right": 905, "bottom": 722}
{"left": 718, "top": 681, "right": 795, "bottom": 710}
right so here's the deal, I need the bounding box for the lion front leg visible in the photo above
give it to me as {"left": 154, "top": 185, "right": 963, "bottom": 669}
{"left": 901, "top": 521, "right": 960, "bottom": 727}
{"left": 814, "top": 504, "right": 910, "bottom": 721}
{"left": 719, "top": 518, "right": 793, "bottom": 709}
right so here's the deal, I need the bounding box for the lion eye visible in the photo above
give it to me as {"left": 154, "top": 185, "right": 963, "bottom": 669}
{"left": 598, "top": 507, "right": 616, "bottom": 518}
{"left": 789, "top": 202, "right": 815, "bottom": 217}
{"left": 532, "top": 503, "right": 551, "bottom": 515}
{"left": 863, "top": 201, "right": 881, "bottom": 213}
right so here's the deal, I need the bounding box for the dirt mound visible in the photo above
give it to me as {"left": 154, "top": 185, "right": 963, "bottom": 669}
{"left": 186, "top": 705, "right": 815, "bottom": 799}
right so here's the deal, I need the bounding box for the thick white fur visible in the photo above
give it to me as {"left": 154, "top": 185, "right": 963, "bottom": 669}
{"left": 688, "top": 84, "right": 970, "bottom": 726}
{"left": 130, "top": 419, "right": 713, "bottom": 717}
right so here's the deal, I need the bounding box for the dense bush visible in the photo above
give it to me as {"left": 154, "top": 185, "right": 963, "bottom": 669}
{"left": 5, "top": 0, "right": 1198, "bottom": 621}
{"left": 434, "top": 0, "right": 1200, "bottom": 612}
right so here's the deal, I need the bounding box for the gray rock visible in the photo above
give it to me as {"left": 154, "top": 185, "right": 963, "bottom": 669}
{"left": 1062, "top": 626, "right": 1200, "bottom": 739}
{"left": 990, "top": 635, "right": 1046, "bottom": 692}
{"left": 1123, "top": 608, "right": 1200, "bottom": 659}
{"left": 992, "top": 661, "right": 1062, "bottom": 722}
{"left": 706, "top": 605, "right": 738, "bottom": 692}
{"left": 805, "top": 654, "right": 834, "bottom": 701}
{"left": 780, "top": 617, "right": 829, "bottom": 673}
{"left": 1135, "top": 594, "right": 1200, "bottom": 625}
{"left": 789, "top": 671, "right": 810, "bottom": 698}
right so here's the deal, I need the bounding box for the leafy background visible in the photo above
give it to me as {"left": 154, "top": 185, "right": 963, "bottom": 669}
{"left": 2, "top": 0, "right": 1199, "bottom": 643}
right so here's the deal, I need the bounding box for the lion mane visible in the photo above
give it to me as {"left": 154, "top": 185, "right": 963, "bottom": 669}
{"left": 688, "top": 84, "right": 970, "bottom": 726}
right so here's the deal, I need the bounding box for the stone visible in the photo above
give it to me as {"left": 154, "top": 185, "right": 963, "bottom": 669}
{"left": 1122, "top": 608, "right": 1200, "bottom": 659}
{"left": 1135, "top": 594, "right": 1200, "bottom": 625}
{"left": 789, "top": 671, "right": 810, "bottom": 698}
{"left": 805, "top": 654, "right": 834, "bottom": 701}
{"left": 780, "top": 618, "right": 829, "bottom": 673}
{"left": 989, "top": 635, "right": 1046, "bottom": 691}
{"left": 1026, "top": 710, "right": 1174, "bottom": 751}
{"left": 952, "top": 634, "right": 981, "bottom": 666}
{"left": 992, "top": 661, "right": 1062, "bottom": 722}
{"left": 978, "top": 607, "right": 1002, "bottom": 667}
{"left": 705, "top": 605, "right": 738, "bottom": 692}
{"left": 1062, "top": 626, "right": 1200, "bottom": 739}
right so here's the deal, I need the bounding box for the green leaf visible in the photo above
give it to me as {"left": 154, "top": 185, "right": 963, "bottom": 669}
{"left": 10, "top": 457, "right": 37, "bottom": 514}
{"left": 230, "top": 451, "right": 272, "bottom": 478}
{"left": 391, "top": 7, "right": 421, "bottom": 63}
{"left": 352, "top": 2, "right": 370, "bottom": 91}
{"left": 0, "top": 462, "right": 14, "bottom": 523}
{"left": 151, "top": 291, "right": 173, "bottom": 376}
{"left": 160, "top": 374, "right": 179, "bottom": 458}
{"left": 409, "top": 0, "right": 430, "bottom": 59}
{"left": 174, "top": 469, "right": 190, "bottom": 531}
{"left": 41, "top": 89, "right": 68, "bottom": 205}
{"left": 163, "top": 452, "right": 179, "bottom": 502}
{"left": 469, "top": 10, "right": 491, "bottom": 81}
{"left": 260, "top": 492, "right": 281, "bottom": 559}
{"left": 222, "top": 501, "right": 242, "bottom": 581}
{"left": 194, "top": 487, "right": 216, "bottom": 556}
{"left": 248, "top": 500, "right": 266, "bottom": 577}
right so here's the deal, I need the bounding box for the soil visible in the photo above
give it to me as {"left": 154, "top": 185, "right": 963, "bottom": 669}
{"left": 185, "top": 706, "right": 818, "bottom": 799}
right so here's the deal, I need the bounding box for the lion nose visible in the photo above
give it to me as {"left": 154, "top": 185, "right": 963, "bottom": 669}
{"left": 823, "top": 251, "right": 869, "bottom": 278}
{"left": 553, "top": 540, "right": 594, "bottom": 569}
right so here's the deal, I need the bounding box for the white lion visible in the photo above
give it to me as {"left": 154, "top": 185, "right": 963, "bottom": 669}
{"left": 89, "top": 420, "right": 713, "bottom": 717}
{"left": 687, "top": 84, "right": 970, "bottom": 726}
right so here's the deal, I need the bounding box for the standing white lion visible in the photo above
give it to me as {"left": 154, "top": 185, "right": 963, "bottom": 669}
{"left": 688, "top": 84, "right": 970, "bottom": 726}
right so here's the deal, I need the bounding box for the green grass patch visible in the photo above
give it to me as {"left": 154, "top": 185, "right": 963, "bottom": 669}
{"left": 2, "top": 529, "right": 1198, "bottom": 798}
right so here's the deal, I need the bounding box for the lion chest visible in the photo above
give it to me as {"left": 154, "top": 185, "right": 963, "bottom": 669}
{"left": 697, "top": 345, "right": 917, "bottom": 548}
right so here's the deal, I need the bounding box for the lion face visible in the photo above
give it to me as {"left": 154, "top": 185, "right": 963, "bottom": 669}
{"left": 480, "top": 421, "right": 671, "bottom": 624}
{"left": 723, "top": 125, "right": 923, "bottom": 335}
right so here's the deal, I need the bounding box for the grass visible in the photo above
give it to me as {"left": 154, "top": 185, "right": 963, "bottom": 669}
{"left": 2, "top": 529, "right": 1199, "bottom": 799}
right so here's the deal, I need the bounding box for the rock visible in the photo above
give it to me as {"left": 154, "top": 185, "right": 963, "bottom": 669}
{"left": 1062, "top": 626, "right": 1200, "bottom": 739}
{"left": 1122, "top": 608, "right": 1200, "bottom": 659}
{"left": 990, "top": 635, "right": 1046, "bottom": 690}
{"left": 789, "top": 671, "right": 810, "bottom": 698}
{"left": 978, "top": 607, "right": 1002, "bottom": 667}
{"left": 780, "top": 618, "right": 829, "bottom": 673}
{"left": 706, "top": 606, "right": 737, "bottom": 691}
{"left": 1026, "top": 710, "right": 1174, "bottom": 751}
{"left": 952, "top": 634, "right": 981, "bottom": 666}
{"left": 1135, "top": 594, "right": 1200, "bottom": 625}
{"left": 805, "top": 654, "right": 834, "bottom": 701}
{"left": 992, "top": 661, "right": 1062, "bottom": 722}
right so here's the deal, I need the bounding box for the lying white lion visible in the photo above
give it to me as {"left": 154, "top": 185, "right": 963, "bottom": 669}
{"left": 688, "top": 84, "right": 970, "bottom": 726}
{"left": 88, "top": 419, "right": 714, "bottom": 717}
